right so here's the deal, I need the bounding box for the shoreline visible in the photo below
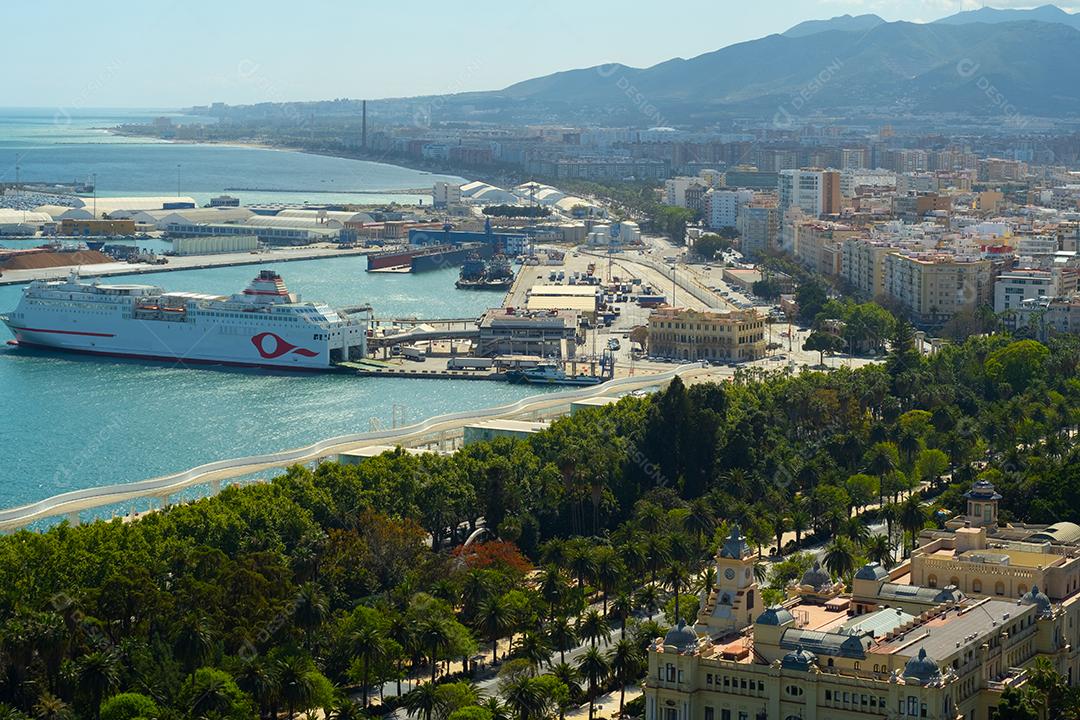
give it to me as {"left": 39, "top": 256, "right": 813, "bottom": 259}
{"left": 106, "top": 128, "right": 511, "bottom": 187}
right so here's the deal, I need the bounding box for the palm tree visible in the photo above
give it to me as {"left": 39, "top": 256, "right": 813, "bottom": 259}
{"left": 899, "top": 495, "right": 928, "bottom": 557}
{"left": 499, "top": 675, "right": 549, "bottom": 720}
{"left": 643, "top": 534, "right": 670, "bottom": 587}
{"left": 293, "top": 583, "right": 328, "bottom": 651}
{"left": 839, "top": 515, "right": 871, "bottom": 545}
{"left": 548, "top": 662, "right": 581, "bottom": 720}
{"left": 404, "top": 682, "right": 442, "bottom": 720}
{"left": 862, "top": 533, "right": 895, "bottom": 569}
{"left": 514, "top": 632, "right": 552, "bottom": 674}
{"left": 418, "top": 618, "right": 452, "bottom": 683}
{"left": 664, "top": 563, "right": 689, "bottom": 626}
{"left": 538, "top": 566, "right": 566, "bottom": 620}
{"left": 461, "top": 570, "right": 493, "bottom": 621}
{"left": 545, "top": 616, "right": 577, "bottom": 665}
{"left": 634, "top": 585, "right": 661, "bottom": 618}
{"left": 684, "top": 497, "right": 715, "bottom": 548}
{"left": 478, "top": 696, "right": 512, "bottom": 720}
{"left": 568, "top": 543, "right": 598, "bottom": 599}
{"left": 609, "top": 593, "right": 634, "bottom": 639}
{"left": 234, "top": 655, "right": 278, "bottom": 720}
{"left": 387, "top": 611, "right": 413, "bottom": 698}
{"left": 75, "top": 651, "right": 119, "bottom": 720}
{"left": 326, "top": 700, "right": 366, "bottom": 720}
{"left": 617, "top": 537, "right": 648, "bottom": 581}
{"left": 608, "top": 638, "right": 642, "bottom": 719}
{"left": 276, "top": 655, "right": 315, "bottom": 720}
{"left": 191, "top": 670, "right": 235, "bottom": 719}
{"left": 769, "top": 510, "right": 789, "bottom": 557}
{"left": 351, "top": 621, "right": 387, "bottom": 708}
{"left": 789, "top": 501, "right": 810, "bottom": 549}
{"left": 592, "top": 547, "right": 623, "bottom": 615}
{"left": 577, "top": 647, "right": 610, "bottom": 720}
{"left": 476, "top": 595, "right": 512, "bottom": 665}
{"left": 173, "top": 614, "right": 213, "bottom": 692}
{"left": 753, "top": 562, "right": 768, "bottom": 585}
{"left": 822, "top": 537, "right": 857, "bottom": 581}
{"left": 578, "top": 609, "right": 611, "bottom": 648}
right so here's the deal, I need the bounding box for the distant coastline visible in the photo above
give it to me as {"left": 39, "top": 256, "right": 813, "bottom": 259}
{"left": 107, "top": 126, "right": 509, "bottom": 188}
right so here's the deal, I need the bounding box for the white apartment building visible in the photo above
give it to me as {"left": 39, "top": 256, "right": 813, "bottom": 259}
{"left": 778, "top": 169, "right": 841, "bottom": 218}
{"left": 897, "top": 173, "right": 939, "bottom": 195}
{"left": 703, "top": 188, "right": 753, "bottom": 229}
{"left": 432, "top": 182, "right": 462, "bottom": 208}
{"left": 664, "top": 177, "right": 707, "bottom": 207}
{"left": 995, "top": 267, "right": 1079, "bottom": 314}
{"left": 839, "top": 169, "right": 896, "bottom": 198}
{"left": 737, "top": 204, "right": 780, "bottom": 259}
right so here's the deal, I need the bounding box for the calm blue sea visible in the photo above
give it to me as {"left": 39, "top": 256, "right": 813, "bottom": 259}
{"left": 0, "top": 110, "right": 541, "bottom": 510}
{"left": 0, "top": 108, "right": 461, "bottom": 205}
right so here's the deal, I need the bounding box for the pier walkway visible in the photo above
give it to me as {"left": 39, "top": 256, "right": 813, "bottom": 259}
{"left": 0, "top": 246, "right": 370, "bottom": 286}
{"left": 0, "top": 363, "right": 709, "bottom": 532}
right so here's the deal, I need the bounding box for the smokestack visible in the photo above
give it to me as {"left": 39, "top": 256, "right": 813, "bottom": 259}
{"left": 362, "top": 100, "right": 368, "bottom": 151}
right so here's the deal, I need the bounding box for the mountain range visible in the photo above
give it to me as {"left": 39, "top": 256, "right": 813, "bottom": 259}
{"left": 213, "top": 5, "right": 1080, "bottom": 126}
{"left": 459, "top": 12, "right": 1080, "bottom": 125}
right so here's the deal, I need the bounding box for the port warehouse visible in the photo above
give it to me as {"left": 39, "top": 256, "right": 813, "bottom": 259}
{"left": 171, "top": 235, "right": 259, "bottom": 255}
{"left": 477, "top": 308, "right": 581, "bottom": 358}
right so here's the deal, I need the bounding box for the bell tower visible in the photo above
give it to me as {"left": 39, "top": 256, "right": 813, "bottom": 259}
{"left": 964, "top": 480, "right": 1001, "bottom": 529}
{"left": 698, "top": 523, "right": 759, "bottom": 635}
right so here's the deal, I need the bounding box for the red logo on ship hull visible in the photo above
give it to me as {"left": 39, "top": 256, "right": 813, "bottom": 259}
{"left": 251, "top": 332, "right": 319, "bottom": 359}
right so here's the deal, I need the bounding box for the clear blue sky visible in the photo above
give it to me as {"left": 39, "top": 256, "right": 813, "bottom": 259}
{"left": 5, "top": 0, "right": 1079, "bottom": 108}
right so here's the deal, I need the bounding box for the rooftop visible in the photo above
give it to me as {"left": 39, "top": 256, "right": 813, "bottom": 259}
{"left": 870, "top": 599, "right": 1032, "bottom": 660}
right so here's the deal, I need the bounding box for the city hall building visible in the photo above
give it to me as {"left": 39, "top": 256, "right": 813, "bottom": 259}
{"left": 644, "top": 481, "right": 1080, "bottom": 720}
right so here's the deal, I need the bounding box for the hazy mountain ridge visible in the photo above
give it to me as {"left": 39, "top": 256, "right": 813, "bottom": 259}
{"left": 933, "top": 4, "right": 1080, "bottom": 30}
{"left": 204, "top": 7, "right": 1080, "bottom": 125}
{"left": 782, "top": 13, "right": 886, "bottom": 37}
{"left": 484, "top": 19, "right": 1080, "bottom": 121}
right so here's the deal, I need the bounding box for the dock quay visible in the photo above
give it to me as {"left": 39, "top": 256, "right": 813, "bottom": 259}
{"left": 0, "top": 245, "right": 370, "bottom": 286}
{"left": 0, "top": 363, "right": 705, "bottom": 532}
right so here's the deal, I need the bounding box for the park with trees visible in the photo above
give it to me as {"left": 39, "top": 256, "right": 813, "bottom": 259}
{"left": 0, "top": 324, "right": 1077, "bottom": 720}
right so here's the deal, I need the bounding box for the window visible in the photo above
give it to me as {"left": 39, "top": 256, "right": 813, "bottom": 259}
{"left": 973, "top": 579, "right": 982, "bottom": 593}
{"left": 927, "top": 574, "right": 938, "bottom": 588}
{"left": 995, "top": 581, "right": 1006, "bottom": 596}
{"left": 705, "top": 708, "right": 714, "bottom": 720}
{"left": 785, "top": 685, "right": 803, "bottom": 697}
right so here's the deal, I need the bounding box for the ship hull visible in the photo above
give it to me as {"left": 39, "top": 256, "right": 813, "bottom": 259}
{"left": 8, "top": 339, "right": 329, "bottom": 372}
{"left": 2, "top": 310, "right": 333, "bottom": 370}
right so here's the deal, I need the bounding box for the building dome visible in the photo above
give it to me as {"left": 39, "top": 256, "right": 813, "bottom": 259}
{"left": 964, "top": 479, "right": 1002, "bottom": 501}
{"left": 719, "top": 524, "right": 750, "bottom": 559}
{"left": 781, "top": 648, "right": 817, "bottom": 671}
{"left": 756, "top": 606, "right": 795, "bottom": 626}
{"left": 855, "top": 562, "right": 889, "bottom": 581}
{"left": 801, "top": 562, "right": 833, "bottom": 591}
{"left": 1021, "top": 585, "right": 1053, "bottom": 617}
{"left": 903, "top": 648, "right": 942, "bottom": 685}
{"left": 663, "top": 620, "right": 699, "bottom": 652}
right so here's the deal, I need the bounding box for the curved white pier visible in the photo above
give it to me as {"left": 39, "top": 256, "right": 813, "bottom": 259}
{"left": 0, "top": 364, "right": 707, "bottom": 532}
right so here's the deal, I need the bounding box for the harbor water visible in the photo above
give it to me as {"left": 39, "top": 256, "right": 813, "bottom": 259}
{"left": 0, "top": 258, "right": 551, "bottom": 508}
{"left": 0, "top": 109, "right": 539, "bottom": 509}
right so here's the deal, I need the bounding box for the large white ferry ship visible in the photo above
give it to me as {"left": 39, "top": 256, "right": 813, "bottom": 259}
{"left": 1, "top": 270, "right": 368, "bottom": 370}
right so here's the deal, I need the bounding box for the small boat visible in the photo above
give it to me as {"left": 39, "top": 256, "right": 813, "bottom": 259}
{"left": 506, "top": 363, "right": 606, "bottom": 386}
